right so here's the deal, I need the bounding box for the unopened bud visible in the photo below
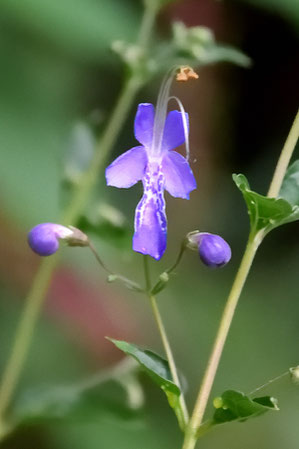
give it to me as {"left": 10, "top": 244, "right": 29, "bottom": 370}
{"left": 186, "top": 231, "right": 231, "bottom": 268}
{"left": 28, "top": 223, "right": 89, "bottom": 256}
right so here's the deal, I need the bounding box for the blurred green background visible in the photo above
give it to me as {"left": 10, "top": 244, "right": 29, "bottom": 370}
{"left": 0, "top": 0, "right": 298, "bottom": 448}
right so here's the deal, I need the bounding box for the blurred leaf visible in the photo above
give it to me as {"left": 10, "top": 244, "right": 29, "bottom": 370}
{"left": 233, "top": 173, "right": 299, "bottom": 234}
{"left": 0, "top": 0, "right": 139, "bottom": 61}
{"left": 171, "top": 22, "right": 251, "bottom": 68}
{"left": 107, "top": 338, "right": 185, "bottom": 429}
{"left": 13, "top": 362, "right": 144, "bottom": 426}
{"left": 64, "top": 122, "right": 96, "bottom": 182}
{"left": 279, "top": 160, "right": 299, "bottom": 206}
{"left": 212, "top": 390, "right": 279, "bottom": 425}
{"left": 78, "top": 203, "right": 132, "bottom": 249}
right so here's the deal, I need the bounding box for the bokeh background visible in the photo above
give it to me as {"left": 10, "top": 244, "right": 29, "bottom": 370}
{"left": 0, "top": 0, "right": 299, "bottom": 448}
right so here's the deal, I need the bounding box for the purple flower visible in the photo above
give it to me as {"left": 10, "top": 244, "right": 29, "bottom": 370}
{"left": 106, "top": 103, "right": 196, "bottom": 260}
{"left": 28, "top": 223, "right": 88, "bottom": 256}
{"left": 197, "top": 233, "right": 231, "bottom": 268}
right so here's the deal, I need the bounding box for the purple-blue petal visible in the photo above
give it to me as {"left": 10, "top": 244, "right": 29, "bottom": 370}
{"left": 133, "top": 198, "right": 167, "bottom": 260}
{"left": 105, "top": 146, "right": 148, "bottom": 188}
{"left": 162, "top": 110, "right": 189, "bottom": 151}
{"left": 134, "top": 103, "right": 155, "bottom": 148}
{"left": 133, "top": 164, "right": 167, "bottom": 260}
{"left": 162, "top": 150, "right": 196, "bottom": 199}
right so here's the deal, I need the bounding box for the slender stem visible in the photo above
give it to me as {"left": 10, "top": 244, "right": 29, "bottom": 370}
{"left": 143, "top": 254, "right": 152, "bottom": 292}
{"left": 0, "top": 255, "right": 58, "bottom": 418}
{"left": 182, "top": 110, "right": 299, "bottom": 449}
{"left": 0, "top": 3, "right": 158, "bottom": 423}
{"left": 149, "top": 294, "right": 189, "bottom": 428}
{"left": 248, "top": 371, "right": 289, "bottom": 396}
{"left": 166, "top": 241, "right": 186, "bottom": 275}
{"left": 88, "top": 242, "right": 113, "bottom": 274}
{"left": 182, "top": 233, "right": 262, "bottom": 449}
{"left": 143, "top": 255, "right": 189, "bottom": 428}
{"left": 138, "top": 0, "right": 157, "bottom": 49}
{"left": 267, "top": 109, "right": 299, "bottom": 198}
{"left": 90, "top": 243, "right": 144, "bottom": 292}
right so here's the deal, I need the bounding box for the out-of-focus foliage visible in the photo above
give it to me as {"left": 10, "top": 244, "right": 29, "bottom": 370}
{"left": 0, "top": 0, "right": 139, "bottom": 60}
{"left": 12, "top": 360, "right": 144, "bottom": 427}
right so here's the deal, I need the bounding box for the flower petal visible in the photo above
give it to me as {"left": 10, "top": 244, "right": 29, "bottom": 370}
{"left": 133, "top": 198, "right": 167, "bottom": 260}
{"left": 162, "top": 110, "right": 189, "bottom": 151}
{"left": 105, "top": 146, "right": 147, "bottom": 188}
{"left": 133, "top": 167, "right": 167, "bottom": 260}
{"left": 134, "top": 103, "right": 155, "bottom": 148}
{"left": 162, "top": 150, "right": 196, "bottom": 199}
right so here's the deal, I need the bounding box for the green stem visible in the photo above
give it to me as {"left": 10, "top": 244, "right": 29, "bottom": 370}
{"left": 0, "top": 4, "right": 158, "bottom": 424}
{"left": 143, "top": 256, "right": 189, "bottom": 429}
{"left": 267, "top": 109, "right": 299, "bottom": 198}
{"left": 0, "top": 255, "right": 58, "bottom": 419}
{"left": 182, "top": 232, "right": 262, "bottom": 449}
{"left": 143, "top": 254, "right": 152, "bottom": 292}
{"left": 182, "top": 110, "right": 299, "bottom": 449}
{"left": 166, "top": 241, "right": 186, "bottom": 275}
{"left": 149, "top": 294, "right": 189, "bottom": 429}
{"left": 138, "top": 0, "right": 157, "bottom": 50}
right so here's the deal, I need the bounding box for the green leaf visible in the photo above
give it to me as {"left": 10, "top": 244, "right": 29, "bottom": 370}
{"left": 77, "top": 203, "right": 132, "bottom": 249}
{"left": 12, "top": 362, "right": 144, "bottom": 427}
{"left": 279, "top": 160, "right": 299, "bottom": 206}
{"left": 232, "top": 173, "right": 299, "bottom": 234}
{"left": 212, "top": 390, "right": 279, "bottom": 425}
{"left": 107, "top": 338, "right": 184, "bottom": 429}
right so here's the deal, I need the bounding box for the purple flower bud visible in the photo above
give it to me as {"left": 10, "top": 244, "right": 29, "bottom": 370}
{"left": 28, "top": 223, "right": 89, "bottom": 256}
{"left": 186, "top": 231, "right": 231, "bottom": 268}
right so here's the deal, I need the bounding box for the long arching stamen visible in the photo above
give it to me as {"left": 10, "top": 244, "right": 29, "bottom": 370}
{"left": 168, "top": 95, "right": 190, "bottom": 161}
{"left": 151, "top": 67, "right": 178, "bottom": 158}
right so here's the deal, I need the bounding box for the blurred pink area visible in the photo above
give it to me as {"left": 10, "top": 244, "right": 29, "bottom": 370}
{"left": 0, "top": 214, "right": 143, "bottom": 364}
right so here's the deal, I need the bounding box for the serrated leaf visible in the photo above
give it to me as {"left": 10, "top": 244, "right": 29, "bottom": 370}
{"left": 12, "top": 362, "right": 144, "bottom": 427}
{"left": 232, "top": 173, "right": 299, "bottom": 234}
{"left": 107, "top": 338, "right": 185, "bottom": 429}
{"left": 212, "top": 390, "right": 279, "bottom": 425}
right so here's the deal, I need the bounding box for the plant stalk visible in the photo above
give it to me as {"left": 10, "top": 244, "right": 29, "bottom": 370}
{"left": 182, "top": 109, "right": 299, "bottom": 449}
{"left": 182, "top": 232, "right": 262, "bottom": 449}
{"left": 267, "top": 109, "right": 299, "bottom": 198}
{"left": 143, "top": 256, "right": 189, "bottom": 429}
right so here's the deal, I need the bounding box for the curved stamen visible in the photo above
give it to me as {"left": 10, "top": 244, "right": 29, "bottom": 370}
{"left": 151, "top": 67, "right": 178, "bottom": 158}
{"left": 168, "top": 95, "right": 190, "bottom": 161}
